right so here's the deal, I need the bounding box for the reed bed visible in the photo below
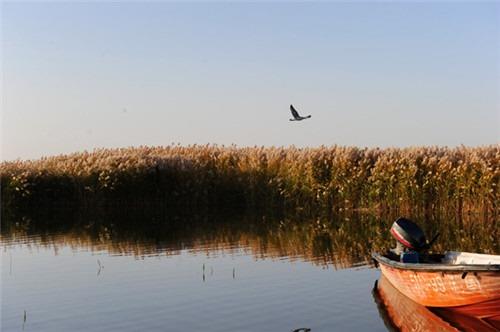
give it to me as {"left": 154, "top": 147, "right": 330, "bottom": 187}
{"left": 1, "top": 145, "right": 498, "bottom": 220}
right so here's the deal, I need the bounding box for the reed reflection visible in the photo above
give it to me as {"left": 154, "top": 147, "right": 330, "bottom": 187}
{"left": 1, "top": 210, "right": 497, "bottom": 269}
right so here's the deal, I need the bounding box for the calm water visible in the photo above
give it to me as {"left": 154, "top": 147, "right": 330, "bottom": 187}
{"left": 1, "top": 213, "right": 497, "bottom": 331}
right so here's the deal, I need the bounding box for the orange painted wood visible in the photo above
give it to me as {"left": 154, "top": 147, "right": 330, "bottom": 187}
{"left": 376, "top": 275, "right": 459, "bottom": 332}
{"left": 377, "top": 276, "right": 500, "bottom": 332}
{"left": 442, "top": 298, "right": 500, "bottom": 318}
{"left": 380, "top": 264, "right": 500, "bottom": 307}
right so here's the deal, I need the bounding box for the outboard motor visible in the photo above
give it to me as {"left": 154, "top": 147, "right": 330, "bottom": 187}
{"left": 391, "top": 218, "right": 428, "bottom": 251}
{"left": 390, "top": 218, "right": 431, "bottom": 263}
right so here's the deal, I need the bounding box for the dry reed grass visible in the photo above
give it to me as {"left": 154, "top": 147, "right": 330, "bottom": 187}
{"left": 1, "top": 145, "right": 498, "bottom": 219}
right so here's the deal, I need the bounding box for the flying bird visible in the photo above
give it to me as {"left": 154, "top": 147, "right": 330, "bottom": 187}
{"left": 289, "top": 104, "right": 311, "bottom": 121}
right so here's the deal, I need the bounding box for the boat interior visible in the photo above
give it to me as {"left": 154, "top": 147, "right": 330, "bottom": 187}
{"left": 384, "top": 251, "right": 500, "bottom": 266}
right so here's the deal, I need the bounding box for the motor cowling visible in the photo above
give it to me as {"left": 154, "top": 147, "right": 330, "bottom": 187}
{"left": 390, "top": 218, "right": 428, "bottom": 252}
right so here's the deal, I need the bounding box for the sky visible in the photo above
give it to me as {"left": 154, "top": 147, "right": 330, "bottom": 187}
{"left": 1, "top": 2, "right": 499, "bottom": 161}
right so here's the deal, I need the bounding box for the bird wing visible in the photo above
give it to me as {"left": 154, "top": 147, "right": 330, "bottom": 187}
{"left": 290, "top": 104, "right": 300, "bottom": 119}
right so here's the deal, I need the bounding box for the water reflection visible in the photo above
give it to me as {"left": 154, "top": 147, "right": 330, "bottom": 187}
{"left": 1, "top": 209, "right": 498, "bottom": 332}
{"left": 2, "top": 214, "right": 376, "bottom": 269}
{"left": 1, "top": 210, "right": 497, "bottom": 269}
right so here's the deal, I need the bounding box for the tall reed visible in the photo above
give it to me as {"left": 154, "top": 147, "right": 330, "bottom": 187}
{"left": 1, "top": 145, "right": 498, "bottom": 221}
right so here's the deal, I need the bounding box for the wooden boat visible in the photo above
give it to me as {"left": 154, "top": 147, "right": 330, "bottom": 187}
{"left": 373, "top": 217, "right": 500, "bottom": 309}
{"left": 372, "top": 251, "right": 500, "bottom": 308}
{"left": 373, "top": 275, "right": 500, "bottom": 332}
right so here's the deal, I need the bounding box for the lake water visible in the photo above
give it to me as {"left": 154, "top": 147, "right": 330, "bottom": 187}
{"left": 1, "top": 213, "right": 497, "bottom": 331}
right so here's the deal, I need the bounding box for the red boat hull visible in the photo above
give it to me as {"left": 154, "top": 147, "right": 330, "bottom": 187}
{"left": 375, "top": 275, "right": 500, "bottom": 332}
{"left": 379, "top": 263, "right": 500, "bottom": 307}
{"left": 372, "top": 252, "right": 500, "bottom": 308}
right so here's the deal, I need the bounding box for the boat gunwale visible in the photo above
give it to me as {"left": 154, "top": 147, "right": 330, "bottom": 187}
{"left": 372, "top": 252, "right": 500, "bottom": 272}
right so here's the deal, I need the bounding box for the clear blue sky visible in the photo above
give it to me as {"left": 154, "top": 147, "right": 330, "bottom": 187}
{"left": 2, "top": 2, "right": 499, "bottom": 160}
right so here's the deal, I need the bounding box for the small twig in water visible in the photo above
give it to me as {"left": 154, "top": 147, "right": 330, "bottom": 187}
{"left": 97, "top": 259, "right": 103, "bottom": 276}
